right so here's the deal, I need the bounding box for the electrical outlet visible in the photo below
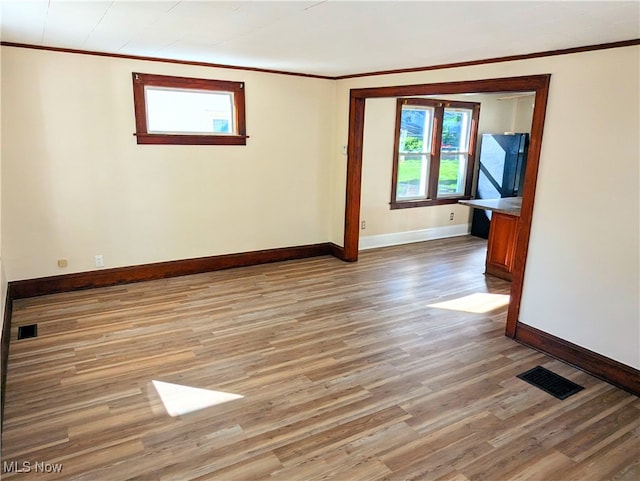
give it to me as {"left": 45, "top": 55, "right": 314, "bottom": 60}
{"left": 94, "top": 255, "right": 104, "bottom": 267}
{"left": 361, "top": 220, "right": 366, "bottom": 230}
{"left": 449, "top": 212, "right": 455, "bottom": 221}
{"left": 57, "top": 259, "right": 68, "bottom": 268}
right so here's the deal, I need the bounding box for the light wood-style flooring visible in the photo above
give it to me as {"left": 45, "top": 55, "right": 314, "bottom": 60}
{"left": 2, "top": 236, "right": 638, "bottom": 480}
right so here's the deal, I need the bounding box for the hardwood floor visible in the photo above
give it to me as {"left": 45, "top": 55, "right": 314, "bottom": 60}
{"left": 2, "top": 236, "right": 638, "bottom": 480}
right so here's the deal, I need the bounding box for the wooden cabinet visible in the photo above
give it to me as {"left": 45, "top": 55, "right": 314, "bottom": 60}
{"left": 458, "top": 197, "right": 522, "bottom": 282}
{"left": 485, "top": 212, "right": 519, "bottom": 281}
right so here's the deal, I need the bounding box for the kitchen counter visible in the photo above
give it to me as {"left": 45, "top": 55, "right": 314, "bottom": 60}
{"left": 459, "top": 197, "right": 523, "bottom": 281}
{"left": 458, "top": 197, "right": 522, "bottom": 216}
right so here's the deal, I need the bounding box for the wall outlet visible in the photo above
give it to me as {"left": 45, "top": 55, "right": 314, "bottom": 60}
{"left": 342, "top": 145, "right": 348, "bottom": 155}
{"left": 57, "top": 259, "right": 68, "bottom": 268}
{"left": 94, "top": 255, "right": 104, "bottom": 267}
{"left": 361, "top": 220, "right": 366, "bottom": 230}
{"left": 449, "top": 212, "right": 455, "bottom": 221}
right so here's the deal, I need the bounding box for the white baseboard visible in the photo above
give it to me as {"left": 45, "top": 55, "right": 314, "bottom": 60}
{"left": 359, "top": 224, "right": 471, "bottom": 250}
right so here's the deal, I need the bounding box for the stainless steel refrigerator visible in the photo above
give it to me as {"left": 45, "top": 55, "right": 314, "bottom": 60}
{"left": 470, "top": 133, "right": 529, "bottom": 239}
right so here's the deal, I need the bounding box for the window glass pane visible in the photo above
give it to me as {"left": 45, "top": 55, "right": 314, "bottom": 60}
{"left": 439, "top": 107, "right": 473, "bottom": 197}
{"left": 397, "top": 154, "right": 429, "bottom": 199}
{"left": 399, "top": 106, "right": 433, "bottom": 153}
{"left": 145, "top": 87, "right": 234, "bottom": 134}
{"left": 441, "top": 108, "right": 472, "bottom": 153}
{"left": 212, "top": 119, "right": 230, "bottom": 133}
{"left": 438, "top": 154, "right": 467, "bottom": 196}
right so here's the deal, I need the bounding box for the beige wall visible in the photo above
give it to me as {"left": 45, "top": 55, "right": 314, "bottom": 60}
{"left": 332, "top": 46, "right": 640, "bottom": 369}
{"left": 1, "top": 47, "right": 336, "bottom": 280}
{"left": 360, "top": 93, "right": 526, "bottom": 240}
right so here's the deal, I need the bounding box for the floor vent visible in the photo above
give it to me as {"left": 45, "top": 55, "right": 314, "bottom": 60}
{"left": 17, "top": 324, "right": 38, "bottom": 340}
{"left": 517, "top": 365, "right": 584, "bottom": 400}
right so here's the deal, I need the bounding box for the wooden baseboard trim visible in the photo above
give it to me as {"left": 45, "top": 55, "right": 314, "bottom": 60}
{"left": 515, "top": 323, "right": 640, "bottom": 396}
{"left": 2, "top": 242, "right": 344, "bottom": 431}
{"left": 1, "top": 285, "right": 14, "bottom": 432}
{"left": 10, "top": 243, "right": 337, "bottom": 300}
{"left": 328, "top": 242, "right": 345, "bottom": 260}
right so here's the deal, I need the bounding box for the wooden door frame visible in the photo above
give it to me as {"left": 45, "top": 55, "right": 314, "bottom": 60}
{"left": 340, "top": 74, "right": 551, "bottom": 338}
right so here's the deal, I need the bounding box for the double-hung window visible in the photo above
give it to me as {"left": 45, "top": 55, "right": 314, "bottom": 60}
{"left": 132, "top": 72, "right": 247, "bottom": 145}
{"left": 391, "top": 98, "right": 480, "bottom": 208}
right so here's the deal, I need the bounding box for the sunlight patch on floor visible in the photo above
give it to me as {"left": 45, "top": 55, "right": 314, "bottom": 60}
{"left": 151, "top": 380, "right": 243, "bottom": 417}
{"left": 428, "top": 293, "right": 510, "bottom": 313}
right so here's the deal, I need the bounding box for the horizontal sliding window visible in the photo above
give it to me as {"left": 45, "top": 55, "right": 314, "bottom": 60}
{"left": 391, "top": 98, "right": 480, "bottom": 209}
{"left": 132, "top": 72, "right": 247, "bottom": 145}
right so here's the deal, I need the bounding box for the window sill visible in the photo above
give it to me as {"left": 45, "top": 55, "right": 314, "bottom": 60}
{"left": 134, "top": 133, "right": 248, "bottom": 146}
{"left": 390, "top": 196, "right": 471, "bottom": 210}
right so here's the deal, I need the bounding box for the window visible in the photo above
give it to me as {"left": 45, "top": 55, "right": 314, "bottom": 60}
{"left": 391, "top": 98, "right": 480, "bottom": 208}
{"left": 132, "top": 72, "right": 247, "bottom": 145}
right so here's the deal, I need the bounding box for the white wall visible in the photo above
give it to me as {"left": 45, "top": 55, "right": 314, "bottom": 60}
{"left": 1, "top": 47, "right": 336, "bottom": 281}
{"left": 359, "top": 93, "right": 522, "bottom": 248}
{"left": 332, "top": 46, "right": 640, "bottom": 369}
{"left": 0, "top": 45, "right": 8, "bottom": 334}
{"left": 518, "top": 50, "right": 639, "bottom": 369}
{"left": 0, "top": 45, "right": 5, "bottom": 335}
{"left": 512, "top": 94, "right": 535, "bottom": 133}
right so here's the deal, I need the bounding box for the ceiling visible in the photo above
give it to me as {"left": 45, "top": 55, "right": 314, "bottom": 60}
{"left": 1, "top": 1, "right": 638, "bottom": 78}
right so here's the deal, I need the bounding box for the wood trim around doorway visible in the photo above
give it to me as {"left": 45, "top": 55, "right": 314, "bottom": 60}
{"left": 341, "top": 74, "right": 552, "bottom": 339}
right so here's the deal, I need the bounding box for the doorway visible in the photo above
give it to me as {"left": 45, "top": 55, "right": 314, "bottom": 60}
{"left": 340, "top": 75, "right": 551, "bottom": 338}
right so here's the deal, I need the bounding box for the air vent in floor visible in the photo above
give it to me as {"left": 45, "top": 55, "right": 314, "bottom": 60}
{"left": 17, "top": 324, "right": 38, "bottom": 340}
{"left": 517, "top": 365, "right": 584, "bottom": 400}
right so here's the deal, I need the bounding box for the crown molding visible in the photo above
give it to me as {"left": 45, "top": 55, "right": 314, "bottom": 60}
{"left": 2, "top": 39, "right": 638, "bottom": 80}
